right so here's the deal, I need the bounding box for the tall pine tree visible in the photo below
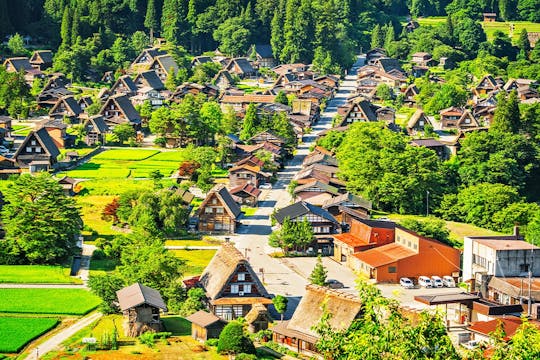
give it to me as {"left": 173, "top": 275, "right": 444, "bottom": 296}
{"left": 60, "top": 6, "right": 71, "bottom": 49}
{"left": 145, "top": 0, "right": 159, "bottom": 42}
{"left": 491, "top": 90, "right": 521, "bottom": 134}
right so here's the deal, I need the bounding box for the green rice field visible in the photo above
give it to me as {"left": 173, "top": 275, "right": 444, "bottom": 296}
{"left": 0, "top": 289, "right": 100, "bottom": 315}
{"left": 0, "top": 317, "right": 59, "bottom": 353}
{"left": 0, "top": 265, "right": 82, "bottom": 284}
{"left": 170, "top": 249, "right": 217, "bottom": 276}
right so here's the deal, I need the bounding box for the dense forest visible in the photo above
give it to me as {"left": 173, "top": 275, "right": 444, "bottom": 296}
{"left": 1, "top": 0, "right": 538, "bottom": 73}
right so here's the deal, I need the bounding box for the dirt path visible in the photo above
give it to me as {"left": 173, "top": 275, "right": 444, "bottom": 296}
{"left": 25, "top": 312, "right": 102, "bottom": 359}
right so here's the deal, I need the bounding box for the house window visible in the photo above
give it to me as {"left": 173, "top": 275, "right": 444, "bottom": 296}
{"left": 243, "top": 284, "right": 252, "bottom": 293}
{"left": 212, "top": 198, "right": 217, "bottom": 204}
{"left": 205, "top": 207, "right": 213, "bottom": 213}
{"left": 465, "top": 118, "right": 471, "bottom": 124}
{"left": 388, "top": 266, "right": 397, "bottom": 273}
{"left": 31, "top": 140, "right": 36, "bottom": 146}
{"left": 26, "top": 147, "right": 32, "bottom": 152}
{"left": 520, "top": 264, "right": 530, "bottom": 272}
{"left": 35, "top": 147, "right": 41, "bottom": 153}
{"left": 237, "top": 273, "right": 245, "bottom": 281}
{"left": 231, "top": 284, "right": 239, "bottom": 294}
{"left": 216, "top": 207, "right": 224, "bottom": 214}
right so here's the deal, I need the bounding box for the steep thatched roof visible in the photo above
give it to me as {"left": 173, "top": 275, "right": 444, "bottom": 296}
{"left": 116, "top": 283, "right": 167, "bottom": 312}
{"left": 199, "top": 242, "right": 270, "bottom": 300}
{"left": 286, "top": 284, "right": 362, "bottom": 339}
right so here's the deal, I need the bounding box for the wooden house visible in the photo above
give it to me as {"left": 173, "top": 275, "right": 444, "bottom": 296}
{"left": 294, "top": 165, "right": 345, "bottom": 190}
{"left": 302, "top": 152, "right": 337, "bottom": 168}
{"left": 483, "top": 13, "right": 497, "bottom": 22}
{"left": 198, "top": 242, "right": 272, "bottom": 321}
{"left": 375, "top": 106, "right": 396, "bottom": 124}
{"left": 250, "top": 44, "right": 276, "bottom": 68}
{"left": 0, "top": 116, "right": 12, "bottom": 137}
{"left": 273, "top": 201, "right": 340, "bottom": 254}
{"left": 410, "top": 138, "right": 448, "bottom": 160}
{"left": 228, "top": 163, "right": 271, "bottom": 189}
{"left": 77, "top": 96, "right": 93, "bottom": 111}
{"left": 474, "top": 75, "right": 500, "bottom": 96}
{"left": 314, "top": 75, "right": 339, "bottom": 89}
{"left": 198, "top": 185, "right": 242, "bottom": 233}
{"left": 99, "top": 94, "right": 141, "bottom": 127}
{"left": 37, "top": 74, "right": 72, "bottom": 107}
{"left": 333, "top": 218, "right": 395, "bottom": 266}
{"left": 39, "top": 119, "right": 72, "bottom": 149}
{"left": 30, "top": 50, "right": 53, "bottom": 70}
{"left": 213, "top": 70, "right": 235, "bottom": 90}
{"left": 48, "top": 95, "right": 83, "bottom": 123}
{"left": 149, "top": 55, "right": 179, "bottom": 81}
{"left": 0, "top": 156, "right": 21, "bottom": 179}
{"left": 229, "top": 183, "right": 262, "bottom": 207}
{"left": 191, "top": 56, "right": 214, "bottom": 67}
{"left": 403, "top": 84, "right": 419, "bottom": 106}
{"left": 273, "top": 285, "right": 362, "bottom": 356}
{"left": 234, "top": 141, "right": 282, "bottom": 164}
{"left": 186, "top": 310, "right": 226, "bottom": 341}
{"left": 322, "top": 192, "right": 372, "bottom": 217}
{"left": 133, "top": 70, "right": 165, "bottom": 91}
{"left": 224, "top": 58, "right": 256, "bottom": 78}
{"left": 110, "top": 75, "right": 138, "bottom": 97}
{"left": 169, "top": 83, "right": 219, "bottom": 103}
{"left": 3, "top": 57, "right": 43, "bottom": 85}
{"left": 335, "top": 100, "right": 378, "bottom": 126}
{"left": 440, "top": 107, "right": 479, "bottom": 130}
{"left": 293, "top": 180, "right": 341, "bottom": 205}
{"left": 130, "top": 47, "right": 167, "bottom": 73}
{"left": 83, "top": 116, "right": 109, "bottom": 146}
{"left": 248, "top": 130, "right": 286, "bottom": 147}
{"left": 366, "top": 48, "right": 387, "bottom": 66}
{"left": 411, "top": 52, "right": 433, "bottom": 67}
{"left": 219, "top": 94, "right": 276, "bottom": 112}
{"left": 116, "top": 283, "right": 168, "bottom": 337}
{"left": 406, "top": 109, "right": 433, "bottom": 135}
{"left": 56, "top": 176, "right": 79, "bottom": 196}
{"left": 14, "top": 128, "right": 60, "bottom": 169}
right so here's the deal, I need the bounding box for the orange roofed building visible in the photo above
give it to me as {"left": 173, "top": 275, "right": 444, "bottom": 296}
{"left": 351, "top": 227, "right": 461, "bottom": 283}
{"left": 333, "top": 218, "right": 395, "bottom": 267}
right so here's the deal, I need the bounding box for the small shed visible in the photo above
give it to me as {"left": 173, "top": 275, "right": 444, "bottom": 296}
{"left": 116, "top": 283, "right": 168, "bottom": 337}
{"left": 186, "top": 310, "right": 226, "bottom": 341}
{"left": 483, "top": 13, "right": 497, "bottom": 22}
{"left": 245, "top": 303, "right": 272, "bottom": 333}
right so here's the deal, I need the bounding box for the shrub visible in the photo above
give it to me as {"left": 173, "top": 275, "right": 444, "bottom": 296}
{"left": 217, "top": 321, "right": 255, "bottom": 355}
{"left": 205, "top": 338, "right": 219, "bottom": 347}
{"left": 236, "top": 354, "right": 257, "bottom": 360}
{"left": 138, "top": 332, "right": 155, "bottom": 347}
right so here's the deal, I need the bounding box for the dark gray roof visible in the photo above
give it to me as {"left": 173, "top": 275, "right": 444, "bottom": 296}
{"left": 146, "top": 47, "right": 167, "bottom": 59}
{"left": 15, "top": 128, "right": 60, "bottom": 159}
{"left": 229, "top": 58, "right": 254, "bottom": 74}
{"left": 32, "top": 50, "right": 53, "bottom": 64}
{"left": 63, "top": 96, "right": 83, "bottom": 115}
{"left": 217, "top": 186, "right": 242, "bottom": 218}
{"left": 156, "top": 55, "right": 179, "bottom": 74}
{"left": 191, "top": 56, "right": 213, "bottom": 65}
{"left": 376, "top": 58, "right": 403, "bottom": 73}
{"left": 322, "top": 192, "right": 372, "bottom": 211}
{"left": 254, "top": 44, "right": 274, "bottom": 58}
{"left": 136, "top": 71, "right": 165, "bottom": 90}
{"left": 85, "top": 116, "right": 109, "bottom": 133}
{"left": 274, "top": 201, "right": 338, "bottom": 224}
{"left": 111, "top": 95, "right": 141, "bottom": 124}
{"left": 356, "top": 100, "right": 377, "bottom": 121}
{"left": 113, "top": 75, "right": 138, "bottom": 93}
{"left": 5, "top": 57, "right": 33, "bottom": 71}
{"left": 356, "top": 218, "right": 396, "bottom": 229}
{"left": 116, "top": 283, "right": 167, "bottom": 311}
{"left": 410, "top": 138, "right": 445, "bottom": 147}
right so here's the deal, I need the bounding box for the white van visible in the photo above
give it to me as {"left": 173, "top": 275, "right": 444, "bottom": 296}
{"left": 431, "top": 276, "right": 444, "bottom": 288}
{"left": 418, "top": 276, "right": 433, "bottom": 288}
{"left": 443, "top": 276, "right": 456, "bottom": 287}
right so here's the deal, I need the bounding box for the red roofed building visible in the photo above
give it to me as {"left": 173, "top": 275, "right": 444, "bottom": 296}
{"left": 230, "top": 183, "right": 262, "bottom": 207}
{"left": 468, "top": 317, "right": 540, "bottom": 343}
{"left": 351, "top": 227, "right": 461, "bottom": 283}
{"left": 333, "top": 218, "right": 395, "bottom": 267}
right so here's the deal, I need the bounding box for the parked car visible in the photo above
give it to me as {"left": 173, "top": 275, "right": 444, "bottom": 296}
{"left": 400, "top": 277, "right": 415, "bottom": 289}
{"left": 443, "top": 276, "right": 456, "bottom": 287}
{"left": 431, "top": 276, "right": 444, "bottom": 288}
{"left": 418, "top": 276, "right": 433, "bottom": 288}
{"left": 326, "top": 279, "right": 344, "bottom": 289}
{"left": 462, "top": 340, "right": 480, "bottom": 350}
{"left": 259, "top": 183, "right": 272, "bottom": 189}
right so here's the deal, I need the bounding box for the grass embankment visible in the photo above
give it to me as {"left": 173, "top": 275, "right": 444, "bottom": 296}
{"left": 170, "top": 250, "right": 217, "bottom": 276}
{"left": 0, "top": 317, "right": 59, "bottom": 353}
{"left": 380, "top": 213, "right": 502, "bottom": 247}
{"left": 0, "top": 289, "right": 100, "bottom": 315}
{"left": 0, "top": 265, "right": 82, "bottom": 284}
{"left": 416, "top": 17, "right": 540, "bottom": 42}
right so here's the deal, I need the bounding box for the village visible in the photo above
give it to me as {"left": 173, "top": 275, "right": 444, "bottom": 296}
{"left": 1, "top": 2, "right": 540, "bottom": 359}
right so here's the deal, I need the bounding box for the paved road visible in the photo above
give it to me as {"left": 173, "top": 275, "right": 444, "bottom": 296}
{"left": 25, "top": 312, "right": 102, "bottom": 360}
{"left": 214, "top": 56, "right": 366, "bottom": 318}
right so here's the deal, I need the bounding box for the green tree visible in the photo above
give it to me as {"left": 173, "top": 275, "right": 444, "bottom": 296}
{"left": 144, "top": 0, "right": 159, "bottom": 41}
{"left": 371, "top": 24, "right": 383, "bottom": 49}
{"left": 7, "top": 33, "right": 27, "bottom": 56}
{"left": 491, "top": 90, "right": 521, "bottom": 134}
{"left": 60, "top": 6, "right": 71, "bottom": 47}
{"left": 149, "top": 169, "right": 164, "bottom": 189}
{"left": 400, "top": 218, "right": 453, "bottom": 246}
{"left": 275, "top": 91, "right": 288, "bottom": 105}
{"left": 88, "top": 274, "right": 125, "bottom": 314}
{"left": 376, "top": 83, "right": 393, "bottom": 101}
{"left": 113, "top": 123, "right": 136, "bottom": 144}
{"left": 213, "top": 17, "right": 251, "bottom": 57}
{"left": 309, "top": 255, "right": 327, "bottom": 286}
{"left": 179, "top": 288, "right": 206, "bottom": 316}
{"left": 518, "top": 28, "right": 531, "bottom": 54}
{"left": 161, "top": 0, "right": 187, "bottom": 46}
{"left": 131, "top": 31, "right": 150, "bottom": 53}
{"left": 272, "top": 294, "right": 288, "bottom": 321}
{"left": 0, "top": 173, "right": 82, "bottom": 264}
{"left": 240, "top": 103, "right": 258, "bottom": 140}
{"left": 217, "top": 321, "right": 256, "bottom": 355}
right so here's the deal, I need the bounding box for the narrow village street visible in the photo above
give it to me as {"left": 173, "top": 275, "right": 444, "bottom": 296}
{"left": 214, "top": 56, "right": 366, "bottom": 317}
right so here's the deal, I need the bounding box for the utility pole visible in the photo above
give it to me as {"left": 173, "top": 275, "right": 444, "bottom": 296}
{"left": 426, "top": 190, "right": 430, "bottom": 217}
{"left": 528, "top": 237, "right": 534, "bottom": 317}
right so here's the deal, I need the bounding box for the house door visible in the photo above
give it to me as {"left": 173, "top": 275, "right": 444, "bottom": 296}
{"left": 341, "top": 254, "right": 347, "bottom": 262}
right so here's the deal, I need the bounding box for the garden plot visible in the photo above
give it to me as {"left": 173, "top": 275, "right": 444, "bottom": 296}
{"left": 0, "top": 317, "right": 59, "bottom": 353}
{"left": 0, "top": 289, "right": 100, "bottom": 315}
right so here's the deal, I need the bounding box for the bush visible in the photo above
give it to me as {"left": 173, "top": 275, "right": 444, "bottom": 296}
{"left": 138, "top": 332, "right": 155, "bottom": 347}
{"left": 205, "top": 338, "right": 219, "bottom": 347}
{"left": 236, "top": 354, "right": 257, "bottom": 360}
{"left": 217, "top": 321, "right": 255, "bottom": 355}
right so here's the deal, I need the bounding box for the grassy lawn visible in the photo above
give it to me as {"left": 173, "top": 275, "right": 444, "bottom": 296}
{"left": 171, "top": 249, "right": 217, "bottom": 276}
{"left": 211, "top": 168, "right": 228, "bottom": 178}
{"left": 60, "top": 148, "right": 97, "bottom": 157}
{"left": 0, "top": 289, "right": 100, "bottom": 315}
{"left": 395, "top": 106, "right": 417, "bottom": 127}
{"left": 78, "top": 195, "right": 120, "bottom": 236}
{"left": 78, "top": 178, "right": 162, "bottom": 196}
{"left": 165, "top": 237, "right": 222, "bottom": 247}
{"left": 0, "top": 265, "right": 82, "bottom": 284}
{"left": 379, "top": 213, "right": 502, "bottom": 247}
{"left": 0, "top": 317, "right": 59, "bottom": 353}
{"left": 242, "top": 206, "right": 258, "bottom": 217}
{"left": 93, "top": 149, "right": 160, "bottom": 161}
{"left": 162, "top": 316, "right": 192, "bottom": 336}
{"left": 89, "top": 259, "right": 118, "bottom": 272}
